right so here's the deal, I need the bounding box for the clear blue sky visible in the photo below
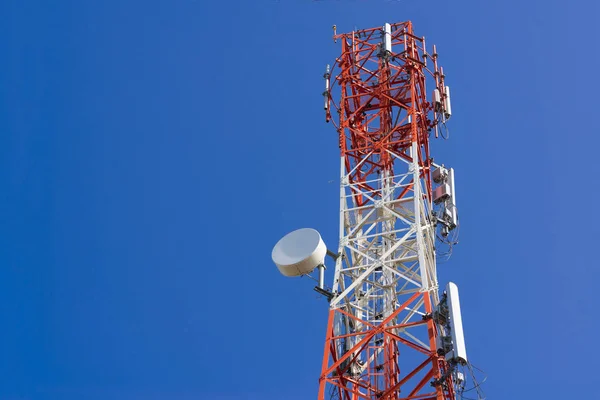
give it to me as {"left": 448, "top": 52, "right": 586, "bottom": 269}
{"left": 1, "top": 1, "right": 598, "bottom": 399}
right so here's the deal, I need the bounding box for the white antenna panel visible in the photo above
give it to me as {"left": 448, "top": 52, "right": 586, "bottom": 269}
{"left": 272, "top": 228, "right": 327, "bottom": 277}
{"left": 383, "top": 23, "right": 392, "bottom": 54}
{"left": 444, "top": 86, "right": 452, "bottom": 118}
{"left": 446, "top": 282, "right": 468, "bottom": 364}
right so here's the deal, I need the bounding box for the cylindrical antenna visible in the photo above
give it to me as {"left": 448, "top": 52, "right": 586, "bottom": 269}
{"left": 318, "top": 265, "right": 325, "bottom": 289}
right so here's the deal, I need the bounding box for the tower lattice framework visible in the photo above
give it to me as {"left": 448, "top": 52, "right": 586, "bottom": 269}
{"left": 320, "top": 22, "right": 455, "bottom": 400}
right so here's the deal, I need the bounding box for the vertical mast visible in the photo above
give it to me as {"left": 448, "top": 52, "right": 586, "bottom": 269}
{"left": 320, "top": 22, "right": 457, "bottom": 400}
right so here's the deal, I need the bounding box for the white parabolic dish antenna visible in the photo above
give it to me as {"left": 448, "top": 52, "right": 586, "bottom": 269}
{"left": 272, "top": 228, "right": 327, "bottom": 277}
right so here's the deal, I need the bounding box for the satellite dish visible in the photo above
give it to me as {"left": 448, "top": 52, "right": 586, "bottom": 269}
{"left": 272, "top": 228, "right": 327, "bottom": 277}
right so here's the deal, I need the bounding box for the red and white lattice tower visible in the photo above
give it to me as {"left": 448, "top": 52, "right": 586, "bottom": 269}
{"left": 318, "top": 22, "right": 465, "bottom": 400}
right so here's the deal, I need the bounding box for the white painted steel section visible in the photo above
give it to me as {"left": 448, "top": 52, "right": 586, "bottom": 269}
{"left": 328, "top": 135, "right": 440, "bottom": 377}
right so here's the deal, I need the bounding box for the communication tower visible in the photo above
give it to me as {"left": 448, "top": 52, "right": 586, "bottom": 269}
{"left": 272, "top": 22, "right": 484, "bottom": 400}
